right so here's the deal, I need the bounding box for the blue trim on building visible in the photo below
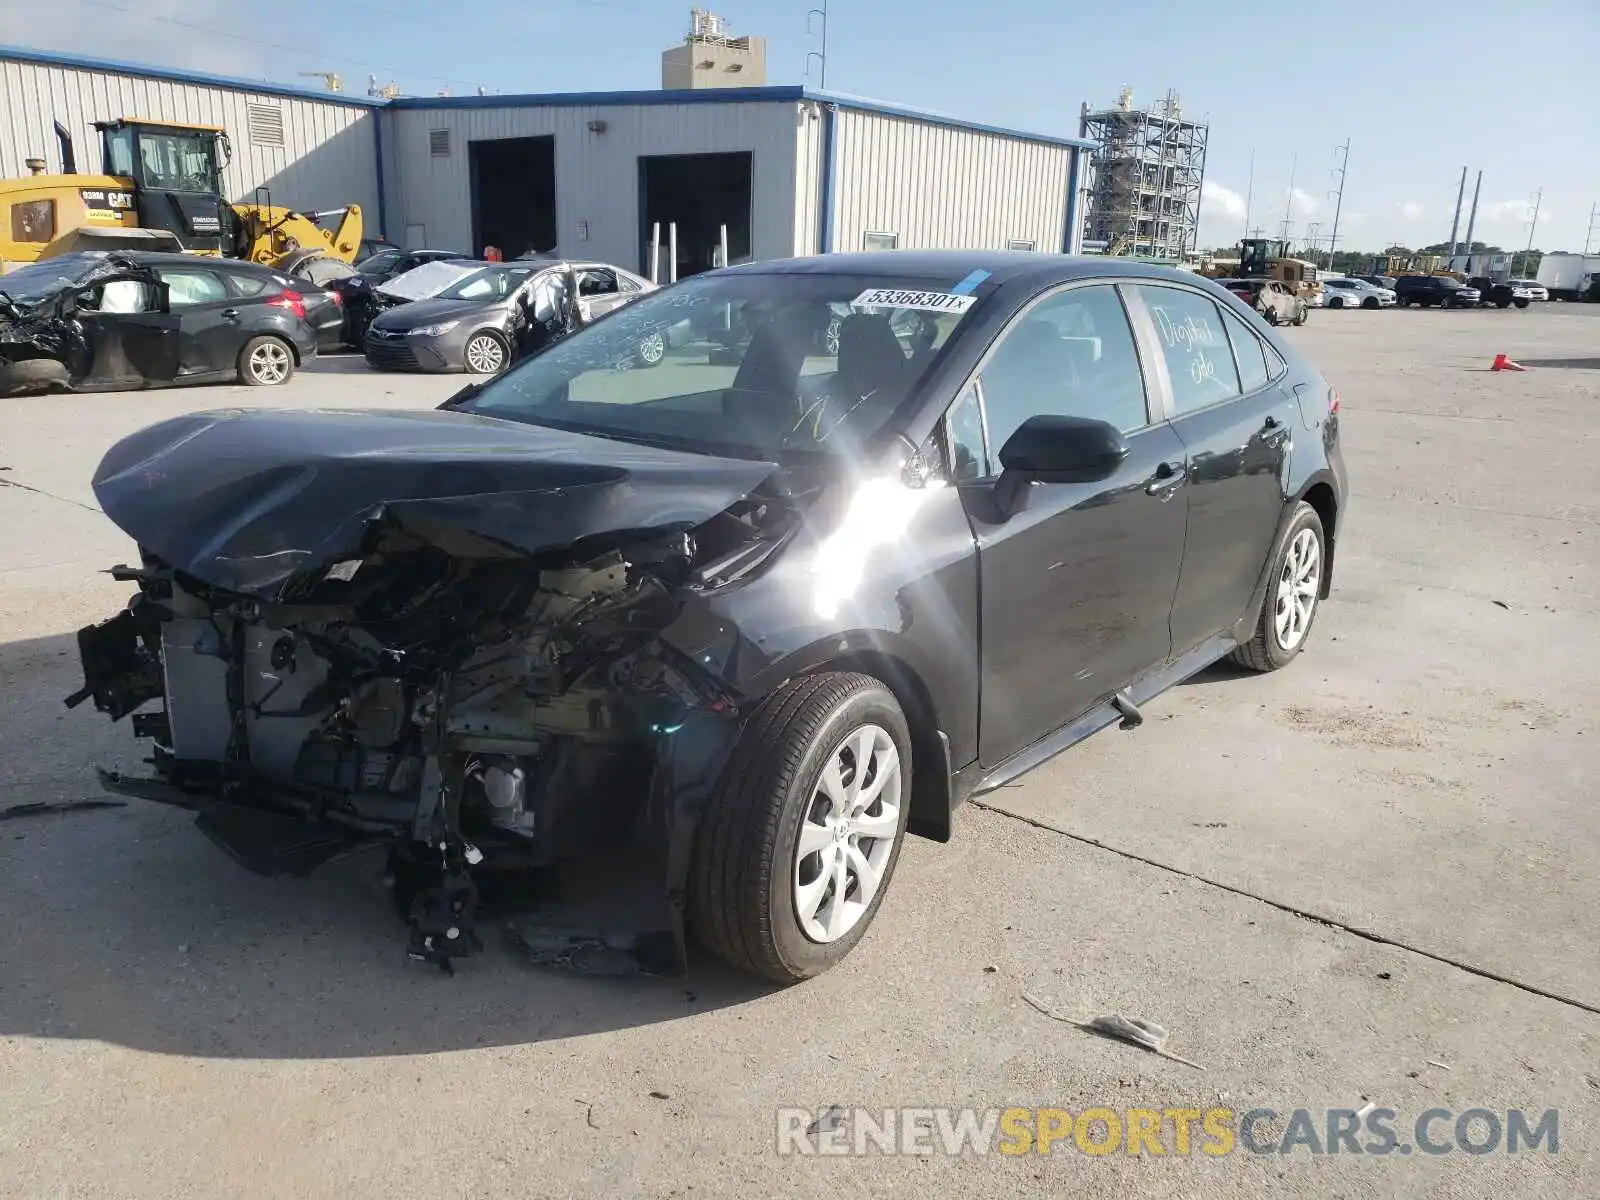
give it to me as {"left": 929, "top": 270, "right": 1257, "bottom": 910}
{"left": 371, "top": 113, "right": 389, "bottom": 238}
{"left": 0, "top": 45, "right": 1093, "bottom": 151}
{"left": 0, "top": 45, "right": 380, "bottom": 108}
{"left": 818, "top": 104, "right": 838, "bottom": 255}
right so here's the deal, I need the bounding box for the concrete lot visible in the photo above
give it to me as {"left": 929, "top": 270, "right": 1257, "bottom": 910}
{"left": 1, "top": 305, "right": 1596, "bottom": 1198}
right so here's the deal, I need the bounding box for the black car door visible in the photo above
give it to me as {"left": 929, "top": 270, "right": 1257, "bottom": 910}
{"left": 956, "top": 282, "right": 1189, "bottom": 766}
{"left": 152, "top": 265, "right": 240, "bottom": 376}
{"left": 72, "top": 276, "right": 180, "bottom": 388}
{"left": 1126, "top": 284, "right": 1296, "bottom": 657}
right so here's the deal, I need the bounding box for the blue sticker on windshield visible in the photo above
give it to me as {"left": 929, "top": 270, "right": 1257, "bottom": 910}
{"left": 950, "top": 270, "right": 990, "bottom": 296}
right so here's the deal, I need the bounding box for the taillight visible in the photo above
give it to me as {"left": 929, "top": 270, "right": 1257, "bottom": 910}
{"left": 326, "top": 289, "right": 343, "bottom": 308}
{"left": 1329, "top": 388, "right": 1341, "bottom": 414}
{"left": 268, "top": 289, "right": 306, "bottom": 320}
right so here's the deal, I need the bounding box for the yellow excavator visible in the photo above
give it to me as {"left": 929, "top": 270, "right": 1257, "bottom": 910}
{"left": 0, "top": 118, "right": 361, "bottom": 271}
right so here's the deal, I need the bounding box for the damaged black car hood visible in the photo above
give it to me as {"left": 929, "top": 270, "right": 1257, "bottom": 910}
{"left": 93, "top": 407, "right": 780, "bottom": 597}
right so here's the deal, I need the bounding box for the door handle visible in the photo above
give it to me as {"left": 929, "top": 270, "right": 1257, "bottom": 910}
{"left": 221, "top": 308, "right": 240, "bottom": 320}
{"left": 1145, "top": 460, "right": 1187, "bottom": 496}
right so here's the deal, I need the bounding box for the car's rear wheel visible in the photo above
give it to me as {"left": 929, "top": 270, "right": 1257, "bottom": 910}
{"left": 688, "top": 672, "right": 911, "bottom": 984}
{"left": 1230, "top": 502, "right": 1326, "bottom": 673}
{"left": 1329, "top": 296, "right": 1345, "bottom": 309}
{"left": 636, "top": 331, "right": 667, "bottom": 367}
{"left": 463, "top": 331, "right": 508, "bottom": 374}
{"left": 1294, "top": 305, "right": 1308, "bottom": 326}
{"left": 238, "top": 336, "right": 294, "bottom": 386}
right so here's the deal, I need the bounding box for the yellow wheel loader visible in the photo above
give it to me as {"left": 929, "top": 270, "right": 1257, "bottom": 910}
{"left": 1, "top": 118, "right": 361, "bottom": 272}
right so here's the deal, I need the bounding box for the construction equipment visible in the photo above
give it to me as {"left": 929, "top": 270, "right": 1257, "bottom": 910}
{"left": 1, "top": 118, "right": 361, "bottom": 271}
{"left": 1200, "top": 238, "right": 1323, "bottom": 304}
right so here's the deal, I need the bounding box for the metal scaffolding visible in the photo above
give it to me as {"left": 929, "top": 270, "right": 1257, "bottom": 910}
{"left": 1079, "top": 87, "right": 1208, "bottom": 259}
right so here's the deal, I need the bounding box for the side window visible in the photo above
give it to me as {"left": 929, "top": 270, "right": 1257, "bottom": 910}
{"left": 230, "top": 274, "right": 269, "bottom": 297}
{"left": 974, "top": 283, "right": 1150, "bottom": 467}
{"left": 577, "top": 268, "right": 619, "bottom": 296}
{"left": 1263, "top": 341, "right": 1287, "bottom": 380}
{"left": 1133, "top": 285, "right": 1241, "bottom": 415}
{"left": 944, "top": 382, "right": 988, "bottom": 483}
{"left": 158, "top": 269, "right": 229, "bottom": 306}
{"left": 1221, "top": 308, "right": 1271, "bottom": 394}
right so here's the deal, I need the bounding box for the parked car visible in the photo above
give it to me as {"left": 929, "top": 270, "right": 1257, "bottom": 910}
{"left": 1321, "top": 277, "right": 1396, "bottom": 309}
{"left": 354, "top": 236, "right": 400, "bottom": 264}
{"left": 1508, "top": 279, "right": 1549, "bottom": 302}
{"left": 1354, "top": 274, "right": 1399, "bottom": 291}
{"left": 0, "top": 250, "right": 315, "bottom": 394}
{"left": 278, "top": 250, "right": 358, "bottom": 352}
{"left": 364, "top": 259, "right": 657, "bottom": 373}
{"left": 1393, "top": 275, "right": 1480, "bottom": 308}
{"left": 1216, "top": 278, "right": 1307, "bottom": 325}
{"left": 1467, "top": 277, "right": 1535, "bottom": 310}
{"left": 69, "top": 250, "right": 1346, "bottom": 982}
{"left": 324, "top": 249, "right": 476, "bottom": 347}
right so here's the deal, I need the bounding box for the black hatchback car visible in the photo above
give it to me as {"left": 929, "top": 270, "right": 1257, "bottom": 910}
{"left": 69, "top": 252, "right": 1346, "bottom": 983}
{"left": 0, "top": 251, "right": 317, "bottom": 394}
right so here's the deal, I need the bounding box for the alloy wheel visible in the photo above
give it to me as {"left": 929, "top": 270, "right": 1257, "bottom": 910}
{"left": 249, "top": 341, "right": 290, "bottom": 384}
{"left": 1274, "top": 527, "right": 1322, "bottom": 651}
{"left": 793, "top": 724, "right": 903, "bottom": 944}
{"left": 638, "top": 332, "right": 667, "bottom": 365}
{"left": 465, "top": 334, "right": 505, "bottom": 373}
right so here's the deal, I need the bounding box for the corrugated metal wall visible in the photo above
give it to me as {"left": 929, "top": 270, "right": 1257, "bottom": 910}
{"left": 0, "top": 57, "right": 381, "bottom": 218}
{"left": 830, "top": 109, "right": 1072, "bottom": 254}
{"left": 383, "top": 100, "right": 803, "bottom": 271}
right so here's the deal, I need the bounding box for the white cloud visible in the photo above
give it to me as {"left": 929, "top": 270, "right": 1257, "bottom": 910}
{"left": 1342, "top": 212, "right": 1369, "bottom": 229}
{"left": 1202, "top": 180, "right": 1247, "bottom": 219}
{"left": 1486, "top": 199, "right": 1553, "bottom": 226}
{"left": 1395, "top": 201, "right": 1426, "bottom": 221}
{"left": 1285, "top": 187, "right": 1320, "bottom": 217}
{"left": 10, "top": 0, "right": 269, "bottom": 75}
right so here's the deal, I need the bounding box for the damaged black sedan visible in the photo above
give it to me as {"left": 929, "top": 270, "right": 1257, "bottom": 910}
{"left": 68, "top": 251, "right": 1347, "bottom": 983}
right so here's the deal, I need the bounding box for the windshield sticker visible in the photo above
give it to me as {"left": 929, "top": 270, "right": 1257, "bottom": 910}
{"left": 850, "top": 287, "right": 976, "bottom": 315}
{"left": 949, "top": 269, "right": 991, "bottom": 295}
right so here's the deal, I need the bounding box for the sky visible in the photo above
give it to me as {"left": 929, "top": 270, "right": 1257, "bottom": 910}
{"left": 7, "top": 0, "right": 1600, "bottom": 253}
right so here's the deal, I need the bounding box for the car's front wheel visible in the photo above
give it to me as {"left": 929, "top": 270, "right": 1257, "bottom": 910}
{"left": 1230, "top": 502, "right": 1326, "bottom": 673}
{"left": 689, "top": 672, "right": 912, "bottom": 984}
{"left": 238, "top": 335, "right": 294, "bottom": 386}
{"left": 1362, "top": 296, "right": 1380, "bottom": 309}
{"left": 463, "top": 331, "right": 508, "bottom": 374}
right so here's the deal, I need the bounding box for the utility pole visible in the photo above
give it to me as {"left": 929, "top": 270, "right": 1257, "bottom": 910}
{"left": 1447, "top": 166, "right": 1467, "bottom": 258}
{"left": 1279, "top": 152, "right": 1298, "bottom": 240}
{"left": 1518, "top": 188, "right": 1543, "bottom": 276}
{"left": 1462, "top": 170, "right": 1483, "bottom": 255}
{"left": 805, "top": 0, "right": 829, "bottom": 88}
{"left": 1327, "top": 139, "right": 1350, "bottom": 269}
{"left": 1243, "top": 147, "right": 1255, "bottom": 242}
{"left": 1585, "top": 202, "right": 1598, "bottom": 255}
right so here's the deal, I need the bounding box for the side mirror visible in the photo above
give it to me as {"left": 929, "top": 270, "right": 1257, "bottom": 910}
{"left": 992, "top": 415, "right": 1129, "bottom": 518}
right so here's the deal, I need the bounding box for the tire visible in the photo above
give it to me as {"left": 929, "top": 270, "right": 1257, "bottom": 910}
{"left": 1230, "top": 502, "right": 1327, "bottom": 673}
{"left": 237, "top": 335, "right": 294, "bottom": 386}
{"left": 463, "top": 331, "right": 508, "bottom": 374}
{"left": 1362, "top": 297, "right": 1379, "bottom": 309}
{"left": 688, "top": 672, "right": 912, "bottom": 984}
{"left": 1514, "top": 299, "right": 1529, "bottom": 309}
{"left": 636, "top": 331, "right": 667, "bottom": 367}
{"left": 1328, "top": 297, "right": 1345, "bottom": 309}
{"left": 1495, "top": 298, "right": 1510, "bottom": 309}
{"left": 1258, "top": 303, "right": 1278, "bottom": 326}
{"left": 1293, "top": 305, "right": 1308, "bottom": 326}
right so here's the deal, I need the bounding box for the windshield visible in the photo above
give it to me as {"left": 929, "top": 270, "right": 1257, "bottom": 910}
{"left": 135, "top": 128, "right": 222, "bottom": 194}
{"left": 437, "top": 266, "right": 534, "bottom": 302}
{"left": 358, "top": 250, "right": 404, "bottom": 277}
{"left": 457, "top": 271, "right": 979, "bottom": 460}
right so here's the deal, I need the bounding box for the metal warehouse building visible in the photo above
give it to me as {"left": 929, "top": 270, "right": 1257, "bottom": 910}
{"left": 2, "top": 46, "right": 1091, "bottom": 279}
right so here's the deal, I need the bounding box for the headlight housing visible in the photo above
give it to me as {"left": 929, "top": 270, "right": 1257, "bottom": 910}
{"left": 411, "top": 320, "right": 459, "bottom": 337}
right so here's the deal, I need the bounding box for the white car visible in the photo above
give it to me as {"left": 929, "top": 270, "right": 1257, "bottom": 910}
{"left": 1321, "top": 277, "right": 1398, "bottom": 309}
{"left": 1508, "top": 279, "right": 1549, "bottom": 302}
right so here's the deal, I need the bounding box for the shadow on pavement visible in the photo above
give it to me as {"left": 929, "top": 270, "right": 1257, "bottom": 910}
{"left": 1515, "top": 357, "right": 1600, "bottom": 370}
{"left": 0, "top": 630, "right": 774, "bottom": 1061}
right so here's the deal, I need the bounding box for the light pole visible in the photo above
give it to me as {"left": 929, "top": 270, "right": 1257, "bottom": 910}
{"left": 806, "top": 1, "right": 829, "bottom": 88}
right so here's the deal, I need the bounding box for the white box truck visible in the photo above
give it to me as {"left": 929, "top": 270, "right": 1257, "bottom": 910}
{"left": 1536, "top": 253, "right": 1600, "bottom": 301}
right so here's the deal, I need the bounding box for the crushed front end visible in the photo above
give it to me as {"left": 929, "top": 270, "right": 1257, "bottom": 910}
{"left": 67, "top": 408, "right": 800, "bottom": 975}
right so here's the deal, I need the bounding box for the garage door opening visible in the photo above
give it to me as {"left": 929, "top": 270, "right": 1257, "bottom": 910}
{"left": 470, "top": 136, "right": 556, "bottom": 260}
{"left": 639, "top": 152, "right": 752, "bottom": 281}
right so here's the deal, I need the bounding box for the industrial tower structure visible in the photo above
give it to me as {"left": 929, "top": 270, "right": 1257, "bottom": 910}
{"left": 1079, "top": 88, "right": 1208, "bottom": 259}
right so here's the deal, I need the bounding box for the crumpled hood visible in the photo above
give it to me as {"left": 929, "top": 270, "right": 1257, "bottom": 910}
{"left": 370, "top": 297, "right": 498, "bottom": 331}
{"left": 92, "top": 407, "right": 780, "bottom": 598}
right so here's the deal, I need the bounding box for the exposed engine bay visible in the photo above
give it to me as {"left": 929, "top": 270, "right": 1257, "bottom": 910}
{"left": 68, "top": 406, "right": 815, "bottom": 975}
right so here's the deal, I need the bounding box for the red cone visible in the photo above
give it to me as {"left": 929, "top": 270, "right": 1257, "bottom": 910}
{"left": 1490, "top": 354, "right": 1528, "bottom": 372}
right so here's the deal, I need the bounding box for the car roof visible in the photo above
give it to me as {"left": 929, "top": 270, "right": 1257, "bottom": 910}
{"left": 718, "top": 249, "right": 1202, "bottom": 291}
